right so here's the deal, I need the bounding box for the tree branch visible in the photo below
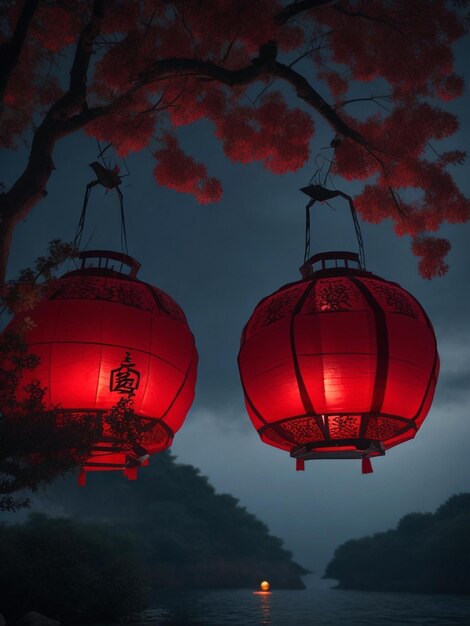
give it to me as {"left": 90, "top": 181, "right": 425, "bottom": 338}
{"left": 275, "top": 0, "right": 408, "bottom": 39}
{"left": 2, "top": 0, "right": 105, "bottom": 216}
{"left": 50, "top": 0, "right": 105, "bottom": 117}
{"left": 334, "top": 94, "right": 393, "bottom": 111}
{"left": 140, "top": 53, "right": 365, "bottom": 144}
{"left": 334, "top": 3, "right": 410, "bottom": 40}
{"left": 0, "top": 34, "right": 368, "bottom": 284}
{"left": 139, "top": 55, "right": 270, "bottom": 88}
{"left": 0, "top": 0, "right": 105, "bottom": 285}
{"left": 272, "top": 61, "right": 367, "bottom": 145}
{"left": 276, "top": 0, "right": 335, "bottom": 24}
{"left": 0, "top": 0, "right": 40, "bottom": 104}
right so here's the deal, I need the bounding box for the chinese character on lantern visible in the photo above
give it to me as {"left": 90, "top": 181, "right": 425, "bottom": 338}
{"left": 110, "top": 352, "right": 141, "bottom": 396}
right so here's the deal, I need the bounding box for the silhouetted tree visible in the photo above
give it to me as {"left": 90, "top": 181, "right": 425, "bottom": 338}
{"left": 325, "top": 493, "right": 470, "bottom": 594}
{"left": 0, "top": 513, "right": 146, "bottom": 621}
{"left": 0, "top": 242, "right": 100, "bottom": 511}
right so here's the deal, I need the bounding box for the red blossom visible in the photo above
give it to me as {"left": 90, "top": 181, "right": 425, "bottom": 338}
{"left": 153, "top": 134, "right": 222, "bottom": 204}
{"left": 86, "top": 110, "right": 156, "bottom": 156}
{"left": 319, "top": 71, "right": 349, "bottom": 100}
{"left": 179, "top": 0, "right": 301, "bottom": 56}
{"left": 101, "top": 0, "right": 141, "bottom": 34}
{"left": 31, "top": 5, "right": 82, "bottom": 52}
{"left": 313, "top": 0, "right": 464, "bottom": 96}
{"left": 355, "top": 185, "right": 406, "bottom": 224}
{"left": 435, "top": 73, "right": 465, "bottom": 101}
{"left": 215, "top": 93, "right": 313, "bottom": 173}
{"left": 411, "top": 236, "right": 451, "bottom": 279}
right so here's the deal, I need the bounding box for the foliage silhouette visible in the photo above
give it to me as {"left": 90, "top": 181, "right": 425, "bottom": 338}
{"left": 324, "top": 493, "right": 470, "bottom": 595}
{"left": 0, "top": 242, "right": 139, "bottom": 510}
{"left": 44, "top": 450, "right": 309, "bottom": 590}
{"left": 0, "top": 513, "right": 146, "bottom": 623}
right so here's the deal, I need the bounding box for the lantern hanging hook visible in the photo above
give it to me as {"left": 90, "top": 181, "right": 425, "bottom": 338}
{"left": 74, "top": 141, "right": 130, "bottom": 255}
{"left": 300, "top": 184, "right": 366, "bottom": 270}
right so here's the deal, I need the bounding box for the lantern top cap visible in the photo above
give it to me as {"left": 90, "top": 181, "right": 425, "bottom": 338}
{"left": 300, "top": 251, "right": 364, "bottom": 279}
{"left": 76, "top": 250, "right": 141, "bottom": 278}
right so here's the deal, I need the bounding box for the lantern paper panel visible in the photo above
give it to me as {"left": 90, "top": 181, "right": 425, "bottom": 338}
{"left": 238, "top": 256, "right": 439, "bottom": 464}
{"left": 7, "top": 251, "right": 198, "bottom": 476}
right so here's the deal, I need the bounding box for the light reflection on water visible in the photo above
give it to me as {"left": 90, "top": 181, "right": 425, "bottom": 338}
{"left": 119, "top": 585, "right": 470, "bottom": 626}
{"left": 256, "top": 590, "right": 271, "bottom": 625}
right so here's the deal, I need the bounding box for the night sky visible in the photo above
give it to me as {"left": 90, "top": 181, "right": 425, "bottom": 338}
{"left": 1, "top": 36, "right": 469, "bottom": 581}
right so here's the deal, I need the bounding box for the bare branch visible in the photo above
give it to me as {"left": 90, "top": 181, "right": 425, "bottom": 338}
{"left": 276, "top": 0, "right": 410, "bottom": 42}
{"left": 272, "top": 61, "right": 367, "bottom": 145}
{"left": 334, "top": 94, "right": 393, "bottom": 111}
{"left": 360, "top": 144, "right": 408, "bottom": 219}
{"left": 334, "top": 3, "right": 411, "bottom": 41}
{"left": 138, "top": 82, "right": 188, "bottom": 117}
{"left": 252, "top": 78, "right": 277, "bottom": 104}
{"left": 276, "top": 0, "right": 335, "bottom": 24}
{"left": 220, "top": 32, "right": 240, "bottom": 65}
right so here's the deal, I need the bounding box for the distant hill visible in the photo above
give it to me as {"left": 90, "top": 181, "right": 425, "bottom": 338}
{"left": 40, "top": 451, "right": 308, "bottom": 590}
{"left": 324, "top": 493, "right": 470, "bottom": 595}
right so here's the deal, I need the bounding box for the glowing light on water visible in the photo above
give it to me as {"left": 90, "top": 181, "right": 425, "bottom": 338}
{"left": 253, "top": 580, "right": 272, "bottom": 596}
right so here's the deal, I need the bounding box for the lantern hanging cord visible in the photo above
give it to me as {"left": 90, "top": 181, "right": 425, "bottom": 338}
{"left": 304, "top": 203, "right": 311, "bottom": 264}
{"left": 117, "top": 186, "right": 129, "bottom": 256}
{"left": 301, "top": 185, "right": 366, "bottom": 269}
{"left": 73, "top": 162, "right": 129, "bottom": 255}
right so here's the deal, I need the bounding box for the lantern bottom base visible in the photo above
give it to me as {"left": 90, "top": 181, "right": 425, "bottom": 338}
{"left": 291, "top": 438, "right": 385, "bottom": 460}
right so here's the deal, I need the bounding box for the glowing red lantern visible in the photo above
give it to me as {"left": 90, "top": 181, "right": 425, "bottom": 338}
{"left": 238, "top": 250, "right": 439, "bottom": 473}
{"left": 8, "top": 250, "right": 197, "bottom": 482}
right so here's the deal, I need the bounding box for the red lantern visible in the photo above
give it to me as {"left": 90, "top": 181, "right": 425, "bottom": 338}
{"left": 7, "top": 250, "right": 198, "bottom": 482}
{"left": 238, "top": 251, "right": 439, "bottom": 472}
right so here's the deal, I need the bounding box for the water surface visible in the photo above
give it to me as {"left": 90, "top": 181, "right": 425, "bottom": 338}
{"left": 121, "top": 583, "right": 470, "bottom": 626}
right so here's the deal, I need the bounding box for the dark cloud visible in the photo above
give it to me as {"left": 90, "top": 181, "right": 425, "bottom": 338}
{"left": 436, "top": 372, "right": 470, "bottom": 406}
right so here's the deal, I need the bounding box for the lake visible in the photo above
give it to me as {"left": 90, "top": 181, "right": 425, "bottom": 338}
{"left": 120, "top": 577, "right": 470, "bottom": 626}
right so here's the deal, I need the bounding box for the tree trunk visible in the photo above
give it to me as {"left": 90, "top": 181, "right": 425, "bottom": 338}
{"left": 0, "top": 0, "right": 40, "bottom": 104}
{"left": 0, "top": 211, "right": 15, "bottom": 287}
{"left": 0, "top": 125, "right": 57, "bottom": 284}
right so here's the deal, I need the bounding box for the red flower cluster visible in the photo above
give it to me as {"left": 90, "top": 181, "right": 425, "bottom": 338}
{"left": 154, "top": 134, "right": 222, "bottom": 204}
{"left": 215, "top": 93, "right": 313, "bottom": 173}
{"left": 1, "top": 0, "right": 468, "bottom": 276}
{"left": 411, "top": 236, "right": 452, "bottom": 279}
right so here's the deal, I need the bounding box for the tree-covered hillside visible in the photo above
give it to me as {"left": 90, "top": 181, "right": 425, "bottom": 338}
{"left": 324, "top": 493, "right": 470, "bottom": 595}
{"left": 42, "top": 451, "right": 308, "bottom": 590}
{"left": 0, "top": 514, "right": 145, "bottom": 623}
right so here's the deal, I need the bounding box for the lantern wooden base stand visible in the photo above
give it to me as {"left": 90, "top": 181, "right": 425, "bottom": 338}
{"left": 291, "top": 438, "right": 385, "bottom": 460}
{"left": 291, "top": 438, "right": 385, "bottom": 474}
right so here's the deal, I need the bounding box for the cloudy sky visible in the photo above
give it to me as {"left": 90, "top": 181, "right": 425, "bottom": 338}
{"left": 1, "top": 35, "right": 469, "bottom": 582}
